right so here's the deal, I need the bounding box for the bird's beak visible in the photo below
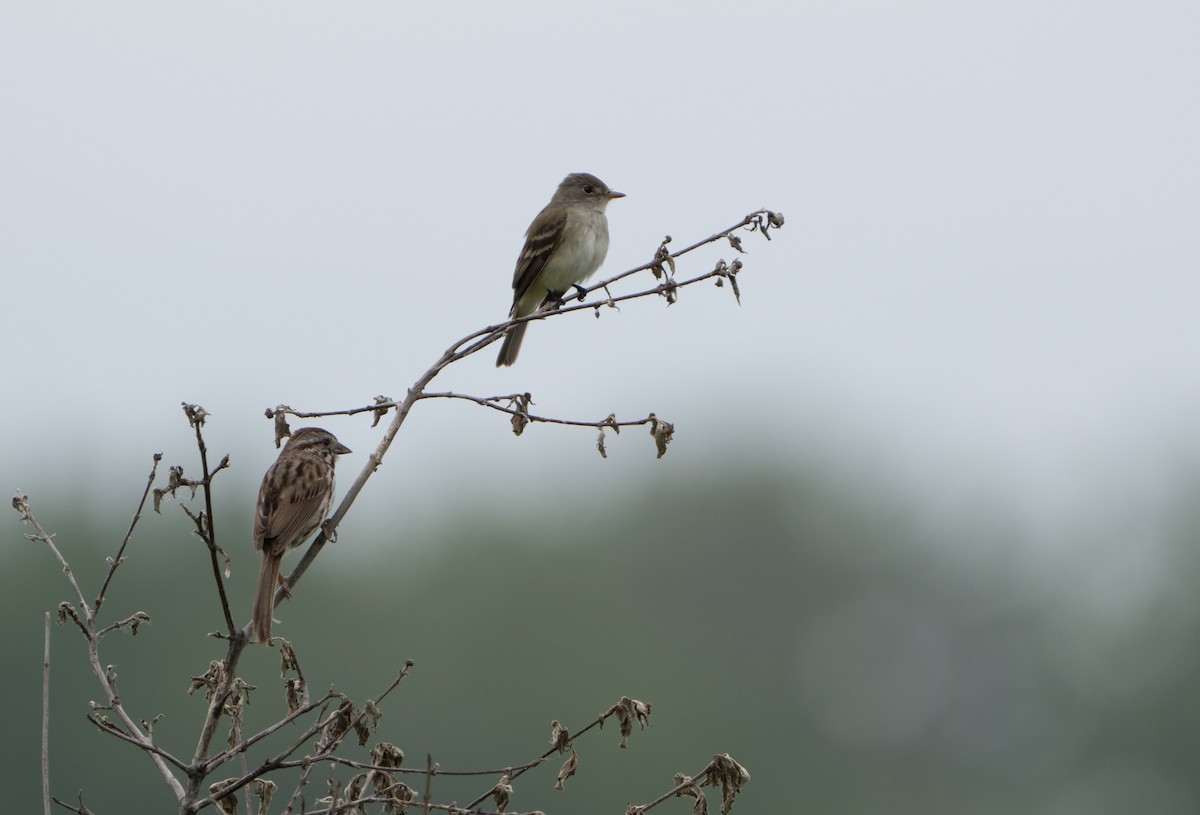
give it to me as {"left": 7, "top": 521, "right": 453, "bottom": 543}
{"left": 607, "top": 190, "right": 626, "bottom": 199}
{"left": 334, "top": 442, "right": 352, "bottom": 455}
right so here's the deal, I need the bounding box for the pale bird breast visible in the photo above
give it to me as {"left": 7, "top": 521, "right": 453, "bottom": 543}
{"left": 539, "top": 210, "right": 610, "bottom": 292}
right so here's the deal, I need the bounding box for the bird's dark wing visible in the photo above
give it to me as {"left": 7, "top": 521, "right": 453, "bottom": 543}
{"left": 253, "top": 460, "right": 330, "bottom": 558}
{"left": 511, "top": 205, "right": 569, "bottom": 310}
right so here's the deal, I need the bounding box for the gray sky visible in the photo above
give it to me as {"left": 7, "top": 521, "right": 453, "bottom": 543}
{"left": 4, "top": 2, "right": 1199, "bottom": 538}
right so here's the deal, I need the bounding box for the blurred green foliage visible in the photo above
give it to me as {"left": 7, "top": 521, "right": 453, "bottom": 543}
{"left": 3, "top": 458, "right": 1198, "bottom": 814}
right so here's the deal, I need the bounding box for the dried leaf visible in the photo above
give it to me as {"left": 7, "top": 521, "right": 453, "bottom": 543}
{"left": 188, "top": 660, "right": 226, "bottom": 699}
{"left": 125, "top": 611, "right": 151, "bottom": 636}
{"left": 650, "top": 235, "right": 674, "bottom": 280}
{"left": 223, "top": 679, "right": 251, "bottom": 747}
{"left": 253, "top": 779, "right": 276, "bottom": 815}
{"left": 209, "top": 779, "right": 239, "bottom": 815}
{"left": 648, "top": 416, "right": 675, "bottom": 459}
{"left": 285, "top": 678, "right": 308, "bottom": 714}
{"left": 674, "top": 773, "right": 708, "bottom": 815}
{"left": 550, "top": 720, "right": 570, "bottom": 753}
{"left": 371, "top": 741, "right": 406, "bottom": 769}
{"left": 511, "top": 393, "right": 532, "bottom": 436}
{"left": 183, "top": 402, "right": 209, "bottom": 428}
{"left": 345, "top": 772, "right": 367, "bottom": 803}
{"left": 703, "top": 754, "right": 751, "bottom": 814}
{"left": 660, "top": 277, "right": 678, "bottom": 305}
{"left": 372, "top": 395, "right": 393, "bottom": 427}
{"left": 613, "top": 696, "right": 653, "bottom": 748}
{"left": 271, "top": 406, "right": 292, "bottom": 448}
{"left": 384, "top": 780, "right": 418, "bottom": 813}
{"left": 491, "top": 774, "right": 513, "bottom": 813}
{"left": 318, "top": 698, "right": 354, "bottom": 753}
{"left": 555, "top": 747, "right": 579, "bottom": 791}
{"left": 370, "top": 770, "right": 396, "bottom": 799}
{"left": 278, "top": 639, "right": 300, "bottom": 676}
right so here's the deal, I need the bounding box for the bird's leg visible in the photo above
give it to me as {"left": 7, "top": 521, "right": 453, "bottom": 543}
{"left": 545, "top": 285, "right": 588, "bottom": 311}
{"left": 321, "top": 518, "right": 338, "bottom": 543}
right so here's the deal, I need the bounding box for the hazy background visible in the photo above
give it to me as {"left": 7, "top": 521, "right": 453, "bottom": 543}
{"left": 3, "top": 2, "right": 1199, "bottom": 813}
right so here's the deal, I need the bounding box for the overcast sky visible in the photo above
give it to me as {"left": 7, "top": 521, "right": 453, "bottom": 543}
{"left": 4, "top": 2, "right": 1199, "bottom": 540}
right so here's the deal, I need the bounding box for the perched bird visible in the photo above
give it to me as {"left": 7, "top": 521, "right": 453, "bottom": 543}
{"left": 496, "top": 172, "right": 625, "bottom": 367}
{"left": 251, "top": 427, "right": 351, "bottom": 643}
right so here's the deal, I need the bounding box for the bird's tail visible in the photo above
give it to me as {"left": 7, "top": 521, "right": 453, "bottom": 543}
{"left": 495, "top": 322, "right": 528, "bottom": 367}
{"left": 251, "top": 553, "right": 282, "bottom": 644}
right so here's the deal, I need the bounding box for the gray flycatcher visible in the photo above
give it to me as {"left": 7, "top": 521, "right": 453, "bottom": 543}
{"left": 496, "top": 172, "right": 624, "bottom": 367}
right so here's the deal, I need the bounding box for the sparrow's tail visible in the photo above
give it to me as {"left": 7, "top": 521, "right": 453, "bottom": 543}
{"left": 251, "top": 553, "right": 282, "bottom": 644}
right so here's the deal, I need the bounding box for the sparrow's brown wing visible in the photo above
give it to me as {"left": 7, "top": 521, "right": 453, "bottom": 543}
{"left": 253, "top": 460, "right": 331, "bottom": 558}
{"left": 511, "top": 205, "right": 569, "bottom": 310}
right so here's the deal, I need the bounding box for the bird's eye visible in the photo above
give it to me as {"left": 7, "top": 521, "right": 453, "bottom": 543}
{"left": 583, "top": 185, "right": 595, "bottom": 194}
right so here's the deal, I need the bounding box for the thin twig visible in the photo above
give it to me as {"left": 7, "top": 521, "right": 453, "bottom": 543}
{"left": 198, "top": 664, "right": 414, "bottom": 811}
{"left": 417, "top": 392, "right": 656, "bottom": 431}
{"left": 42, "top": 612, "right": 51, "bottom": 815}
{"left": 423, "top": 753, "right": 434, "bottom": 815}
{"left": 50, "top": 795, "right": 93, "bottom": 815}
{"left": 185, "top": 405, "right": 237, "bottom": 634}
{"left": 185, "top": 635, "right": 248, "bottom": 802}
{"left": 95, "top": 453, "right": 162, "bottom": 612}
{"left": 281, "top": 749, "right": 320, "bottom": 815}
{"left": 14, "top": 494, "right": 91, "bottom": 616}
{"left": 201, "top": 689, "right": 340, "bottom": 774}
{"left": 633, "top": 753, "right": 750, "bottom": 814}
{"left": 12, "top": 494, "right": 188, "bottom": 802}
{"left": 272, "top": 353, "right": 453, "bottom": 606}
{"left": 304, "top": 799, "right": 511, "bottom": 815}
{"left": 462, "top": 704, "right": 623, "bottom": 809}
{"left": 445, "top": 210, "right": 773, "bottom": 361}
{"left": 195, "top": 703, "right": 339, "bottom": 810}
{"left": 84, "top": 714, "right": 191, "bottom": 770}
{"left": 271, "top": 400, "right": 399, "bottom": 420}
{"left": 636, "top": 762, "right": 713, "bottom": 813}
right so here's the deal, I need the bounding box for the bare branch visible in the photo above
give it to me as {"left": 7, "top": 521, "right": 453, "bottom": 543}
{"left": 42, "top": 612, "right": 51, "bottom": 815}
{"left": 266, "top": 395, "right": 398, "bottom": 423}
{"left": 183, "top": 403, "right": 238, "bottom": 635}
{"left": 418, "top": 392, "right": 663, "bottom": 434}
{"left": 95, "top": 453, "right": 162, "bottom": 612}
{"left": 462, "top": 696, "right": 651, "bottom": 810}
{"left": 196, "top": 663, "right": 414, "bottom": 811}
{"left": 84, "top": 713, "right": 190, "bottom": 771}
{"left": 265, "top": 209, "right": 784, "bottom": 607}
{"left": 11, "top": 493, "right": 188, "bottom": 801}
{"left": 95, "top": 611, "right": 152, "bottom": 640}
{"left": 445, "top": 210, "right": 781, "bottom": 364}
{"left": 13, "top": 493, "right": 91, "bottom": 615}
{"left": 632, "top": 754, "right": 751, "bottom": 815}
{"left": 200, "top": 687, "right": 340, "bottom": 775}
{"left": 50, "top": 793, "right": 96, "bottom": 815}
